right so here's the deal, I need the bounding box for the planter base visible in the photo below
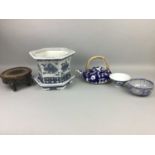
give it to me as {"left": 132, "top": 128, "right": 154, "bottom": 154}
{"left": 34, "top": 75, "right": 75, "bottom": 90}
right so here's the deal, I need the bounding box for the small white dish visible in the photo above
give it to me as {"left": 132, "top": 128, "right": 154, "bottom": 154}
{"left": 110, "top": 73, "right": 131, "bottom": 85}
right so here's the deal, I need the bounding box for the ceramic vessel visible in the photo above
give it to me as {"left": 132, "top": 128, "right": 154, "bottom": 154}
{"left": 77, "top": 56, "right": 111, "bottom": 84}
{"left": 29, "top": 48, "right": 76, "bottom": 90}
{"left": 125, "top": 78, "right": 154, "bottom": 96}
{"left": 110, "top": 73, "right": 131, "bottom": 86}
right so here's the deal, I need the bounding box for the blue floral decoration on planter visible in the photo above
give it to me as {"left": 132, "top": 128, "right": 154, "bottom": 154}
{"left": 61, "top": 62, "right": 69, "bottom": 72}
{"left": 42, "top": 63, "right": 58, "bottom": 74}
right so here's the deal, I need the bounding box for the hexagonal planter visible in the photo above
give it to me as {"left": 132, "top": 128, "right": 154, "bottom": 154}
{"left": 29, "top": 48, "right": 76, "bottom": 90}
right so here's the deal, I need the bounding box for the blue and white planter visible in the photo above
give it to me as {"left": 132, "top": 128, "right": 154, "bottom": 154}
{"left": 29, "top": 48, "right": 76, "bottom": 90}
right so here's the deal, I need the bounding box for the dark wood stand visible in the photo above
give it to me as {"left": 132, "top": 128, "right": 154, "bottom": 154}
{"left": 0, "top": 67, "right": 32, "bottom": 91}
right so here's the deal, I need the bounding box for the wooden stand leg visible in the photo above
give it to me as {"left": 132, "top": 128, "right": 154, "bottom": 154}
{"left": 26, "top": 76, "right": 32, "bottom": 86}
{"left": 10, "top": 82, "right": 17, "bottom": 91}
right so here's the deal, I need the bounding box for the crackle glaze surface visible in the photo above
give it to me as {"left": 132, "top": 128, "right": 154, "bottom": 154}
{"left": 126, "top": 79, "right": 154, "bottom": 96}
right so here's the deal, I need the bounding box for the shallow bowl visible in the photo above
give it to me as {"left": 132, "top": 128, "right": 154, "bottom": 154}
{"left": 109, "top": 73, "right": 131, "bottom": 86}
{"left": 126, "top": 78, "right": 154, "bottom": 96}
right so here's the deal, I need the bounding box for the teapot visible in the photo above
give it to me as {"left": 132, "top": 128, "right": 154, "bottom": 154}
{"left": 77, "top": 56, "right": 112, "bottom": 84}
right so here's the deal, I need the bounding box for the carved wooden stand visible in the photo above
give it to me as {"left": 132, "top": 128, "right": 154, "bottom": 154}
{"left": 0, "top": 67, "right": 32, "bottom": 91}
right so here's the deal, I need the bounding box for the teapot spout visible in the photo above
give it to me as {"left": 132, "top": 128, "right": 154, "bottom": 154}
{"left": 76, "top": 69, "right": 83, "bottom": 75}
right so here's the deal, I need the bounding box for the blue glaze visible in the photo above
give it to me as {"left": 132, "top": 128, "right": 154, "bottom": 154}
{"left": 61, "top": 62, "right": 69, "bottom": 72}
{"left": 82, "top": 66, "right": 111, "bottom": 84}
{"left": 41, "top": 63, "right": 58, "bottom": 74}
{"left": 38, "top": 73, "right": 71, "bottom": 84}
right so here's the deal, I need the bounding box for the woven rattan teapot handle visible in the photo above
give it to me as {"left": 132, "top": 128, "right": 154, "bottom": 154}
{"left": 85, "top": 56, "right": 110, "bottom": 70}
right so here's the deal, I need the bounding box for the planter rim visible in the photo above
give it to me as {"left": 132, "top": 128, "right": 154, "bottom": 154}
{"left": 29, "top": 47, "right": 76, "bottom": 60}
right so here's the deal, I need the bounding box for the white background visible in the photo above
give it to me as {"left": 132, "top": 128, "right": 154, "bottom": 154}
{"left": 0, "top": 20, "right": 155, "bottom": 135}
{"left": 0, "top": 20, "right": 155, "bottom": 67}
{"left": 1, "top": 0, "right": 155, "bottom": 155}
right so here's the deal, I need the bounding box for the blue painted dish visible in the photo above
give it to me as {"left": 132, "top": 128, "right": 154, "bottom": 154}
{"left": 125, "top": 78, "right": 154, "bottom": 96}
{"left": 77, "top": 56, "right": 111, "bottom": 84}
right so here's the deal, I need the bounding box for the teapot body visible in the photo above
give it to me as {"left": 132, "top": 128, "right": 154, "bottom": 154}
{"left": 83, "top": 66, "right": 111, "bottom": 84}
